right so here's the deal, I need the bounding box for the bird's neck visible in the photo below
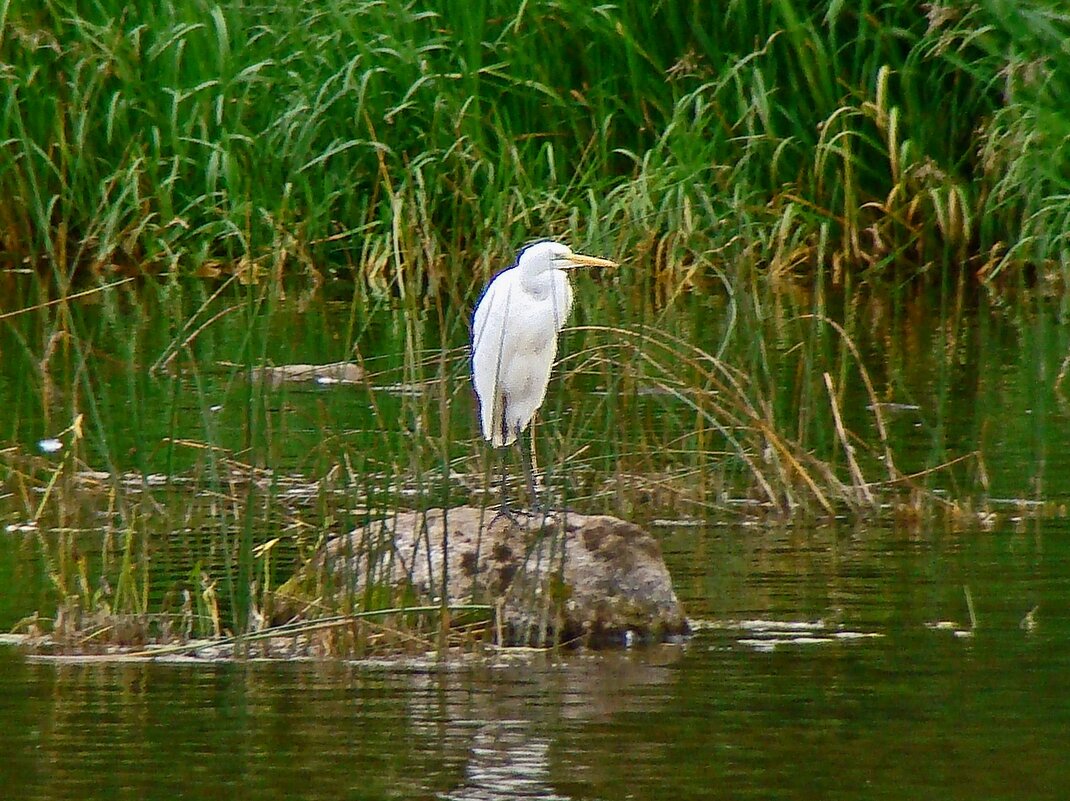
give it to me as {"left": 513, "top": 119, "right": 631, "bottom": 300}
{"left": 521, "top": 267, "right": 568, "bottom": 299}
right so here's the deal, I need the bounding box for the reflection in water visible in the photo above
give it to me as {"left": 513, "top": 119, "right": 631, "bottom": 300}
{"left": 0, "top": 646, "right": 683, "bottom": 801}
{"left": 441, "top": 721, "right": 566, "bottom": 801}
{"left": 410, "top": 650, "right": 681, "bottom": 800}
{"left": 3, "top": 518, "right": 1070, "bottom": 801}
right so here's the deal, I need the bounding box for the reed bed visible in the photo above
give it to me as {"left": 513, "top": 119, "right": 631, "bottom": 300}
{"left": 3, "top": 266, "right": 1053, "bottom": 654}
{"left": 2, "top": 0, "right": 1068, "bottom": 290}
{"left": 2, "top": 0, "right": 1068, "bottom": 653}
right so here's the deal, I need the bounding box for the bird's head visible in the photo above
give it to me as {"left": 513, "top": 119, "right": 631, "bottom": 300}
{"left": 516, "top": 240, "right": 618, "bottom": 275}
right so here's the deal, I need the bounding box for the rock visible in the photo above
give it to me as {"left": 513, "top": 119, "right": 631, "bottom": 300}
{"left": 309, "top": 506, "right": 690, "bottom": 647}
{"left": 248, "top": 361, "right": 364, "bottom": 387}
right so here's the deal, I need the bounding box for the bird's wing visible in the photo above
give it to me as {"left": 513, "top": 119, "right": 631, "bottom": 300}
{"left": 471, "top": 269, "right": 514, "bottom": 358}
{"left": 471, "top": 270, "right": 515, "bottom": 443}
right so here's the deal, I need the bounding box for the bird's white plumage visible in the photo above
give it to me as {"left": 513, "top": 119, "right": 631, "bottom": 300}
{"left": 471, "top": 241, "right": 613, "bottom": 448}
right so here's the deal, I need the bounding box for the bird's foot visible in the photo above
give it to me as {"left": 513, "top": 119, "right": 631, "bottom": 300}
{"left": 490, "top": 499, "right": 560, "bottom": 528}
{"left": 491, "top": 504, "right": 554, "bottom": 527}
{"left": 490, "top": 504, "right": 521, "bottom": 526}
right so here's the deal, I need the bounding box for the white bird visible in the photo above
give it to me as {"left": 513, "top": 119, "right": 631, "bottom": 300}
{"left": 471, "top": 240, "right": 617, "bottom": 513}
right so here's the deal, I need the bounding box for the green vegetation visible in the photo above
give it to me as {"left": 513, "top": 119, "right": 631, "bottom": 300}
{"left": 2, "top": 0, "right": 1069, "bottom": 652}
{"left": 2, "top": 0, "right": 1068, "bottom": 287}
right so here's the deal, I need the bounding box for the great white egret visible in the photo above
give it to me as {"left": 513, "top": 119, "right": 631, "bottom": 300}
{"left": 471, "top": 240, "right": 618, "bottom": 513}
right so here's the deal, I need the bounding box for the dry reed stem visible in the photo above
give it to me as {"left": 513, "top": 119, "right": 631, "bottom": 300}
{"left": 802, "top": 314, "right": 900, "bottom": 482}
{"left": 585, "top": 324, "right": 843, "bottom": 513}
{"left": 823, "top": 371, "right": 875, "bottom": 507}
{"left": 0, "top": 278, "right": 137, "bottom": 321}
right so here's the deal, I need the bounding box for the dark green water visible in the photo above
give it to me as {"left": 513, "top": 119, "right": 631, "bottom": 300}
{"left": 3, "top": 282, "right": 1070, "bottom": 798}
{"left": 2, "top": 516, "right": 1069, "bottom": 800}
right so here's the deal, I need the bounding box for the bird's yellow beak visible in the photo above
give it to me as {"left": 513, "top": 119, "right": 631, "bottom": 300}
{"left": 563, "top": 252, "right": 618, "bottom": 269}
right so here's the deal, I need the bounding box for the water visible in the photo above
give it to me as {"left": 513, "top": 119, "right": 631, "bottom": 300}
{"left": 3, "top": 282, "right": 1070, "bottom": 798}
{"left": 3, "top": 515, "right": 1069, "bottom": 800}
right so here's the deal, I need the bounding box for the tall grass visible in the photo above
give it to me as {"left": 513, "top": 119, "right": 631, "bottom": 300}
{"left": 1, "top": 0, "right": 1068, "bottom": 291}
{"left": 3, "top": 0, "right": 1070, "bottom": 651}
{"left": 4, "top": 263, "right": 1069, "bottom": 650}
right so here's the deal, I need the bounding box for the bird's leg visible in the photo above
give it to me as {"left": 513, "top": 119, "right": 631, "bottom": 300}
{"left": 499, "top": 451, "right": 513, "bottom": 517}
{"left": 491, "top": 449, "right": 518, "bottom": 525}
{"left": 517, "top": 424, "right": 543, "bottom": 514}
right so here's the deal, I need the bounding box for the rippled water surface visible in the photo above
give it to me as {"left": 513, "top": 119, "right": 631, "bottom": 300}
{"left": 4, "top": 286, "right": 1070, "bottom": 798}
{"left": 3, "top": 516, "right": 1069, "bottom": 800}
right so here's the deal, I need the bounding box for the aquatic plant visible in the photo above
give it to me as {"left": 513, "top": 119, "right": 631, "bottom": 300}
{"left": 1, "top": 0, "right": 1067, "bottom": 290}
{"left": 3, "top": 0, "right": 1068, "bottom": 653}
{"left": 4, "top": 268, "right": 1050, "bottom": 654}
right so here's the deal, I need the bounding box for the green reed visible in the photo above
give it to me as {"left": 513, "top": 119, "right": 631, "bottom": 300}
{"left": 3, "top": 261, "right": 1069, "bottom": 649}
{"left": 3, "top": 0, "right": 1070, "bottom": 649}
{"left": 2, "top": 0, "right": 1068, "bottom": 290}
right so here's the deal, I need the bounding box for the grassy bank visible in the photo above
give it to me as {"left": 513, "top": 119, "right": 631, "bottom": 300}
{"left": 2, "top": 0, "right": 1068, "bottom": 291}
{"left": 3, "top": 0, "right": 1070, "bottom": 652}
